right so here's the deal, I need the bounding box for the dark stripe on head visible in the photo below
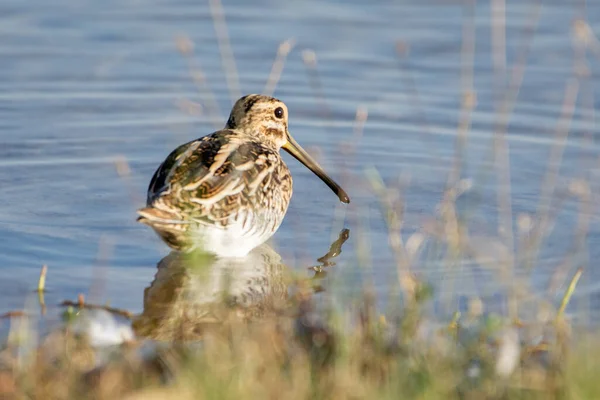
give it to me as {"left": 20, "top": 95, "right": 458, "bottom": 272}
{"left": 243, "top": 95, "right": 260, "bottom": 113}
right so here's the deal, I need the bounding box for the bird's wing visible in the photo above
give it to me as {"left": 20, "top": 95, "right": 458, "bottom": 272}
{"left": 144, "top": 131, "right": 279, "bottom": 224}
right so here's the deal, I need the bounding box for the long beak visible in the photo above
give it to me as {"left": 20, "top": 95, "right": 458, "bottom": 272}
{"left": 282, "top": 133, "right": 350, "bottom": 204}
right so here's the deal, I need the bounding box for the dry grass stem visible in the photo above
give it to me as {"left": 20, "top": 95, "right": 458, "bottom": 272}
{"left": 209, "top": 0, "right": 241, "bottom": 102}
{"left": 175, "top": 35, "right": 223, "bottom": 129}
{"left": 37, "top": 265, "right": 47, "bottom": 293}
{"left": 263, "top": 38, "right": 296, "bottom": 97}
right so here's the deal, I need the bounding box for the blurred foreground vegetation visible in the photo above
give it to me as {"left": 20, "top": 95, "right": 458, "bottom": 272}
{"left": 0, "top": 249, "right": 598, "bottom": 400}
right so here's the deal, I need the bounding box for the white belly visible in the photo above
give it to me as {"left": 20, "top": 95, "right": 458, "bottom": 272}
{"left": 189, "top": 210, "right": 285, "bottom": 258}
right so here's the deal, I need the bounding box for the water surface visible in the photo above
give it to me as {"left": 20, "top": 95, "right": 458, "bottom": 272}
{"left": 1, "top": 0, "right": 599, "bottom": 329}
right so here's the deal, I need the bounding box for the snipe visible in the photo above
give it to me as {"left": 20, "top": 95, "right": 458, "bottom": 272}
{"left": 137, "top": 94, "right": 349, "bottom": 257}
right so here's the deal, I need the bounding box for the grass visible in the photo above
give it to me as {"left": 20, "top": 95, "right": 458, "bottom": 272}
{"left": 0, "top": 227, "right": 596, "bottom": 399}
{"left": 2, "top": 1, "right": 600, "bottom": 399}
{"left": 0, "top": 262, "right": 598, "bottom": 399}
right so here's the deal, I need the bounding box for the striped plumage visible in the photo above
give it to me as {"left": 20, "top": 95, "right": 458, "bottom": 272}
{"left": 137, "top": 94, "right": 349, "bottom": 257}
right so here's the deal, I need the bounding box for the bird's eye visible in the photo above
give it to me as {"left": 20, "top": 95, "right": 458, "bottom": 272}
{"left": 274, "top": 107, "right": 284, "bottom": 119}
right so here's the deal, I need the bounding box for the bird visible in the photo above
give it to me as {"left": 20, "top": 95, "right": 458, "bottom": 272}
{"left": 137, "top": 94, "right": 349, "bottom": 257}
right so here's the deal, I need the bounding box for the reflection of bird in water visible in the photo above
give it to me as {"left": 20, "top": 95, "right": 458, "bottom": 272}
{"left": 137, "top": 94, "right": 349, "bottom": 257}
{"left": 133, "top": 229, "right": 350, "bottom": 342}
{"left": 132, "top": 244, "right": 286, "bottom": 341}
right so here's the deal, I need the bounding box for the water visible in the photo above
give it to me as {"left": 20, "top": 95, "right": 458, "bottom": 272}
{"left": 1, "top": 0, "right": 600, "bottom": 331}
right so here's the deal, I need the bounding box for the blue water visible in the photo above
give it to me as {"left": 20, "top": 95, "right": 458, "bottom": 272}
{"left": 1, "top": 0, "right": 600, "bottom": 331}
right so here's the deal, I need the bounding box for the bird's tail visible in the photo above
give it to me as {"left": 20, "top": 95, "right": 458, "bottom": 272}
{"left": 137, "top": 207, "right": 192, "bottom": 251}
